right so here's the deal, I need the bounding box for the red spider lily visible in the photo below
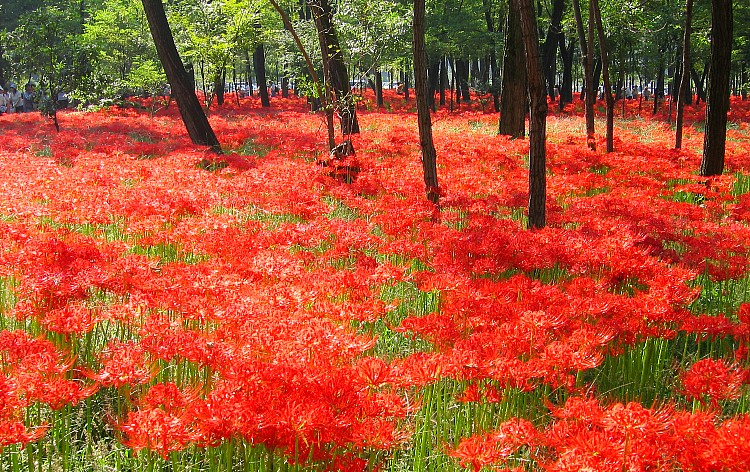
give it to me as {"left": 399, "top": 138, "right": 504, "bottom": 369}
{"left": 681, "top": 358, "right": 748, "bottom": 409}
{"left": 119, "top": 407, "right": 203, "bottom": 459}
{"left": 89, "top": 340, "right": 155, "bottom": 388}
{"left": 448, "top": 418, "right": 537, "bottom": 472}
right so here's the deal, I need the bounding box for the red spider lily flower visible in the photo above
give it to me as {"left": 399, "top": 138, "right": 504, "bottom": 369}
{"left": 449, "top": 418, "right": 537, "bottom": 472}
{"left": 39, "top": 302, "right": 108, "bottom": 335}
{"left": 355, "top": 357, "right": 392, "bottom": 388}
{"left": 90, "top": 340, "right": 155, "bottom": 388}
{"left": 119, "top": 407, "right": 202, "bottom": 459}
{"left": 681, "top": 358, "right": 748, "bottom": 409}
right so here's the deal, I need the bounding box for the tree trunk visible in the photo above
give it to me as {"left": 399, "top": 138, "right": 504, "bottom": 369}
{"left": 592, "top": 0, "right": 614, "bottom": 152}
{"left": 499, "top": 0, "right": 527, "bottom": 138}
{"left": 542, "top": 0, "right": 565, "bottom": 98}
{"left": 308, "top": 0, "right": 359, "bottom": 135}
{"left": 518, "top": 0, "right": 547, "bottom": 229}
{"left": 428, "top": 56, "right": 440, "bottom": 111}
{"left": 375, "top": 70, "right": 384, "bottom": 107}
{"left": 457, "top": 58, "right": 471, "bottom": 102}
{"left": 675, "top": 0, "right": 693, "bottom": 149}
{"left": 254, "top": 43, "right": 270, "bottom": 107}
{"left": 690, "top": 65, "right": 707, "bottom": 102}
{"left": 559, "top": 36, "right": 574, "bottom": 107}
{"left": 742, "top": 63, "right": 747, "bottom": 100}
{"left": 700, "top": 0, "right": 733, "bottom": 176}
{"left": 483, "top": 0, "right": 500, "bottom": 111}
{"left": 413, "top": 0, "right": 440, "bottom": 205}
{"left": 213, "top": 66, "right": 225, "bottom": 106}
{"left": 439, "top": 57, "right": 447, "bottom": 106}
{"left": 140, "top": 0, "right": 220, "bottom": 152}
{"left": 572, "top": 0, "right": 595, "bottom": 149}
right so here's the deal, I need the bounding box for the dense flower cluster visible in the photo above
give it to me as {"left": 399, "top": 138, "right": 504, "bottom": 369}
{"left": 0, "top": 93, "right": 749, "bottom": 468}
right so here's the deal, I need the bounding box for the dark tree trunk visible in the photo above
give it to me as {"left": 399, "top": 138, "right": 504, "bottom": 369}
{"left": 742, "top": 63, "right": 748, "bottom": 100}
{"left": 483, "top": 0, "right": 501, "bottom": 112}
{"left": 676, "top": 0, "right": 693, "bottom": 149}
{"left": 428, "top": 56, "right": 440, "bottom": 111}
{"left": 243, "top": 53, "right": 254, "bottom": 96}
{"left": 542, "top": 0, "right": 565, "bottom": 98}
{"left": 254, "top": 43, "right": 270, "bottom": 107}
{"left": 375, "top": 70, "right": 384, "bottom": 107}
{"left": 281, "top": 76, "right": 289, "bottom": 97}
{"left": 457, "top": 58, "right": 471, "bottom": 102}
{"left": 518, "top": 0, "right": 547, "bottom": 229}
{"left": 404, "top": 67, "right": 411, "bottom": 101}
{"left": 413, "top": 0, "right": 440, "bottom": 205}
{"left": 700, "top": 0, "right": 733, "bottom": 176}
{"left": 308, "top": 0, "right": 359, "bottom": 135}
{"left": 593, "top": 57, "right": 602, "bottom": 92}
{"left": 592, "top": 0, "right": 614, "bottom": 152}
{"left": 499, "top": 0, "right": 527, "bottom": 138}
{"left": 140, "top": 0, "right": 220, "bottom": 152}
{"left": 559, "top": 36, "right": 574, "bottom": 107}
{"left": 439, "top": 57, "right": 448, "bottom": 106}
{"left": 654, "top": 56, "right": 665, "bottom": 113}
{"left": 690, "top": 65, "right": 707, "bottom": 102}
{"left": 572, "top": 0, "right": 595, "bottom": 149}
{"left": 213, "top": 66, "right": 225, "bottom": 106}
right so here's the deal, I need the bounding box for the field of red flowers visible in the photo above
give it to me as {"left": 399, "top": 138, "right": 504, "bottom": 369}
{"left": 0, "top": 91, "right": 749, "bottom": 471}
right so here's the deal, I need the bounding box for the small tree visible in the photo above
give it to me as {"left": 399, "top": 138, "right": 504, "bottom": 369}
{"left": 9, "top": 1, "right": 89, "bottom": 130}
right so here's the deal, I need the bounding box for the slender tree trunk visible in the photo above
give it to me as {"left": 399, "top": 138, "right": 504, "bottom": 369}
{"left": 572, "top": 0, "right": 595, "bottom": 149}
{"left": 140, "top": 0, "right": 220, "bottom": 152}
{"left": 700, "top": 0, "right": 733, "bottom": 176}
{"left": 375, "top": 70, "right": 384, "bottom": 107}
{"left": 483, "top": 0, "right": 500, "bottom": 111}
{"left": 654, "top": 56, "right": 665, "bottom": 114}
{"left": 213, "top": 65, "right": 226, "bottom": 106}
{"left": 500, "top": 0, "right": 527, "bottom": 138}
{"left": 690, "top": 65, "right": 707, "bottom": 102}
{"left": 592, "top": 0, "right": 614, "bottom": 152}
{"left": 675, "top": 0, "right": 693, "bottom": 149}
{"left": 254, "top": 43, "right": 270, "bottom": 107}
{"left": 559, "top": 36, "right": 574, "bottom": 107}
{"left": 308, "top": 0, "right": 359, "bottom": 135}
{"left": 428, "top": 56, "right": 440, "bottom": 111}
{"left": 413, "top": 0, "right": 440, "bottom": 205}
{"left": 439, "top": 57, "right": 447, "bottom": 106}
{"left": 542, "top": 0, "right": 565, "bottom": 98}
{"left": 518, "top": 0, "right": 547, "bottom": 229}
{"left": 741, "top": 63, "right": 747, "bottom": 100}
{"left": 457, "top": 58, "right": 471, "bottom": 102}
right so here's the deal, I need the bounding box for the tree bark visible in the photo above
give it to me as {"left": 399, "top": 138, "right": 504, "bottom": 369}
{"left": 483, "top": 0, "right": 501, "bottom": 112}
{"left": 572, "top": 0, "right": 595, "bottom": 149}
{"left": 592, "top": 0, "right": 614, "bottom": 152}
{"left": 375, "top": 70, "right": 384, "bottom": 107}
{"left": 499, "top": 0, "right": 527, "bottom": 138}
{"left": 254, "top": 43, "right": 270, "bottom": 107}
{"left": 413, "top": 0, "right": 440, "bottom": 205}
{"left": 700, "top": 0, "right": 733, "bottom": 176}
{"left": 140, "top": 0, "right": 220, "bottom": 152}
{"left": 542, "top": 0, "right": 565, "bottom": 98}
{"left": 675, "top": 0, "right": 693, "bottom": 149}
{"left": 308, "top": 0, "right": 359, "bottom": 135}
{"left": 518, "top": 0, "right": 547, "bottom": 229}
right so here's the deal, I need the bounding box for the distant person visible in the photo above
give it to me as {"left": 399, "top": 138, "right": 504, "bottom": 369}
{"left": 22, "top": 83, "right": 36, "bottom": 112}
{"left": 0, "top": 87, "right": 8, "bottom": 114}
{"left": 7, "top": 83, "right": 22, "bottom": 113}
{"left": 396, "top": 82, "right": 404, "bottom": 95}
{"left": 643, "top": 87, "right": 651, "bottom": 101}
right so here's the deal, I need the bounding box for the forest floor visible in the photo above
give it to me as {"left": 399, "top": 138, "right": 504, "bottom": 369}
{"left": 0, "top": 91, "right": 749, "bottom": 470}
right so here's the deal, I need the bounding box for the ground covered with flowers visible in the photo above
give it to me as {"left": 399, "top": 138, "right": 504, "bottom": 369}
{"left": 0, "top": 92, "right": 749, "bottom": 471}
